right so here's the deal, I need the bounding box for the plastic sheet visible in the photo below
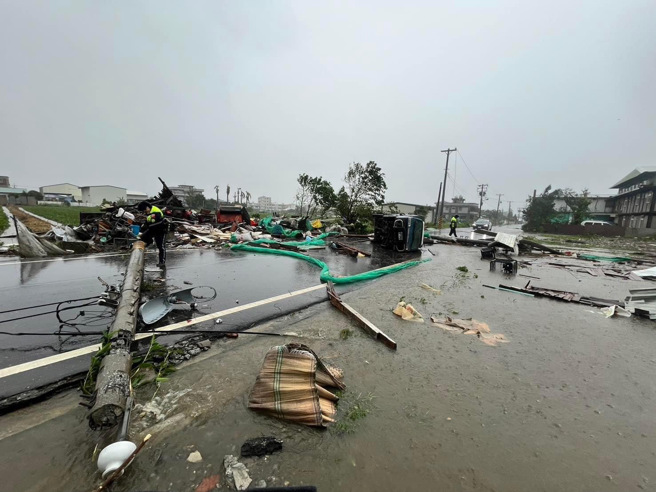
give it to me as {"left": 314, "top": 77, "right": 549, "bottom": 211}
{"left": 231, "top": 243, "right": 429, "bottom": 284}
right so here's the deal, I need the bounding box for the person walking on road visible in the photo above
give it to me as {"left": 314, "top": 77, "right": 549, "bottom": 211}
{"left": 138, "top": 201, "right": 167, "bottom": 267}
{"left": 449, "top": 214, "right": 459, "bottom": 237}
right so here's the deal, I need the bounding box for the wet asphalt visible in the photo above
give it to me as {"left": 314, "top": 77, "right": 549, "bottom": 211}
{"left": 2, "top": 228, "right": 656, "bottom": 491}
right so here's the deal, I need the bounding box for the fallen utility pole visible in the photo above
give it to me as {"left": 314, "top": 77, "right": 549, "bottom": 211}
{"left": 89, "top": 241, "right": 146, "bottom": 428}
{"left": 326, "top": 283, "right": 397, "bottom": 350}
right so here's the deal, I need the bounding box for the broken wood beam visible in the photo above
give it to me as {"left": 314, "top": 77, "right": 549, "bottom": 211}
{"left": 326, "top": 283, "right": 397, "bottom": 350}
{"left": 333, "top": 240, "right": 371, "bottom": 257}
{"left": 89, "top": 241, "right": 146, "bottom": 429}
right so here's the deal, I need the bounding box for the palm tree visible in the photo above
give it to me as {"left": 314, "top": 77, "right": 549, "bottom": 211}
{"left": 226, "top": 185, "right": 230, "bottom": 203}
{"left": 245, "top": 191, "right": 251, "bottom": 205}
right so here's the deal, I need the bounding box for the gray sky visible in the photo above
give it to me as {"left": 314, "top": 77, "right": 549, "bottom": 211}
{"left": 1, "top": 1, "right": 655, "bottom": 211}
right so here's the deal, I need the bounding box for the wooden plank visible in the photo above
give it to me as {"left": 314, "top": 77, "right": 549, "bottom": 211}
{"left": 326, "top": 283, "right": 397, "bottom": 350}
{"left": 332, "top": 240, "right": 372, "bottom": 257}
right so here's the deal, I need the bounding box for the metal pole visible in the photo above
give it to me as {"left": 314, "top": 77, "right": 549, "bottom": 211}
{"left": 439, "top": 148, "right": 456, "bottom": 229}
{"left": 89, "top": 241, "right": 146, "bottom": 428}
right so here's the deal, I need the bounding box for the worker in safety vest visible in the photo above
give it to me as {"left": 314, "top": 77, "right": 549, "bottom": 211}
{"left": 449, "top": 214, "right": 459, "bottom": 237}
{"left": 138, "top": 201, "right": 167, "bottom": 267}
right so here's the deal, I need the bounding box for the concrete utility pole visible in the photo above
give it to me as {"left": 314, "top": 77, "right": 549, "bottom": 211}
{"left": 477, "top": 184, "right": 488, "bottom": 218}
{"left": 495, "top": 194, "right": 504, "bottom": 225}
{"left": 507, "top": 200, "right": 513, "bottom": 222}
{"left": 439, "top": 148, "right": 457, "bottom": 229}
{"left": 434, "top": 181, "right": 442, "bottom": 224}
{"left": 89, "top": 241, "right": 146, "bottom": 428}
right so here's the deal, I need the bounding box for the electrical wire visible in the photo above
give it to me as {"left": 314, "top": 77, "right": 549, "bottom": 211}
{"left": 0, "top": 296, "right": 101, "bottom": 315}
{"left": 456, "top": 149, "right": 480, "bottom": 184}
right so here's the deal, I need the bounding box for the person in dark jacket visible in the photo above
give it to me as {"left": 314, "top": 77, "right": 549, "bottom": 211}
{"left": 138, "top": 201, "right": 167, "bottom": 267}
{"left": 449, "top": 214, "right": 459, "bottom": 237}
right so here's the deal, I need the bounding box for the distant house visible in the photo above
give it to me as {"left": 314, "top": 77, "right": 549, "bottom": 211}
{"left": 553, "top": 195, "right": 615, "bottom": 223}
{"left": 441, "top": 202, "right": 480, "bottom": 223}
{"left": 80, "top": 185, "right": 127, "bottom": 206}
{"left": 40, "top": 183, "right": 82, "bottom": 201}
{"left": 0, "top": 176, "right": 10, "bottom": 187}
{"left": 383, "top": 201, "right": 435, "bottom": 219}
{"left": 127, "top": 191, "right": 149, "bottom": 205}
{"left": 610, "top": 167, "right": 656, "bottom": 230}
{"left": 0, "top": 185, "right": 28, "bottom": 205}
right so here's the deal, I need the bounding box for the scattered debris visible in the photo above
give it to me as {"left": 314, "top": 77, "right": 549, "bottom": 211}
{"left": 139, "top": 286, "right": 217, "bottom": 325}
{"left": 600, "top": 305, "right": 631, "bottom": 318}
{"left": 632, "top": 266, "right": 656, "bottom": 280}
{"left": 224, "top": 455, "right": 252, "bottom": 491}
{"left": 420, "top": 283, "right": 442, "bottom": 294}
{"left": 430, "top": 316, "right": 509, "bottom": 346}
{"left": 392, "top": 301, "right": 424, "bottom": 322}
{"left": 187, "top": 450, "right": 203, "bottom": 463}
{"left": 248, "top": 343, "right": 345, "bottom": 427}
{"left": 500, "top": 281, "right": 620, "bottom": 308}
{"left": 195, "top": 474, "right": 221, "bottom": 492}
{"left": 241, "top": 437, "right": 283, "bottom": 457}
{"left": 490, "top": 258, "right": 518, "bottom": 275}
{"left": 624, "top": 288, "right": 656, "bottom": 320}
{"left": 328, "top": 283, "right": 397, "bottom": 349}
{"left": 456, "top": 266, "right": 469, "bottom": 272}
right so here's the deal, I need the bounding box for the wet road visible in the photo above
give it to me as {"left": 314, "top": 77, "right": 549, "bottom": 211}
{"left": 2, "top": 241, "right": 655, "bottom": 491}
{"left": 0, "top": 244, "right": 418, "bottom": 400}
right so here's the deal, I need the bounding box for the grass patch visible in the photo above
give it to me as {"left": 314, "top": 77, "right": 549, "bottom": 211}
{"left": 456, "top": 266, "right": 469, "bottom": 273}
{"left": 339, "top": 328, "right": 354, "bottom": 340}
{"left": 334, "top": 392, "right": 375, "bottom": 434}
{"left": 22, "top": 205, "right": 102, "bottom": 226}
{"left": 0, "top": 207, "right": 8, "bottom": 235}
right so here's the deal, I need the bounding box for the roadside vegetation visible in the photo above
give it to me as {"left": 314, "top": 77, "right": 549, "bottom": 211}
{"left": 0, "top": 207, "right": 8, "bottom": 235}
{"left": 22, "top": 205, "right": 101, "bottom": 226}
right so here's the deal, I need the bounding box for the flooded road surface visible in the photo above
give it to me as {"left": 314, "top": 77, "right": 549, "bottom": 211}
{"left": 0, "top": 244, "right": 418, "bottom": 400}
{"left": 1, "top": 242, "right": 655, "bottom": 491}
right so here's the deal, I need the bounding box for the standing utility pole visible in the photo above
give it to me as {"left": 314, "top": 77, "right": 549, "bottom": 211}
{"left": 495, "top": 194, "right": 504, "bottom": 225}
{"left": 507, "top": 201, "right": 513, "bottom": 222}
{"left": 439, "top": 148, "right": 457, "bottom": 228}
{"left": 477, "top": 184, "right": 488, "bottom": 218}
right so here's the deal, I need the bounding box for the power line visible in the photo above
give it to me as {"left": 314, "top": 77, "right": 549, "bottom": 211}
{"left": 456, "top": 149, "right": 480, "bottom": 185}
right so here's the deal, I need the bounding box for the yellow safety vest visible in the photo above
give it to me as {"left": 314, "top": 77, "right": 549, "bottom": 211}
{"left": 450, "top": 217, "right": 457, "bottom": 226}
{"left": 147, "top": 205, "right": 163, "bottom": 223}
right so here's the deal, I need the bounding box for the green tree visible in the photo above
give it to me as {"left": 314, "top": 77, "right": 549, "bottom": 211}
{"left": 561, "top": 188, "right": 591, "bottom": 225}
{"left": 414, "top": 205, "right": 430, "bottom": 220}
{"left": 185, "top": 192, "right": 206, "bottom": 209}
{"left": 336, "top": 161, "right": 387, "bottom": 224}
{"left": 296, "top": 174, "right": 336, "bottom": 218}
{"left": 522, "top": 185, "right": 561, "bottom": 232}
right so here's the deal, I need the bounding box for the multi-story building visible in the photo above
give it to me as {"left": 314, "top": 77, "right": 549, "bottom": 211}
{"left": 610, "top": 167, "right": 656, "bottom": 230}
{"left": 169, "top": 184, "right": 205, "bottom": 205}
{"left": 553, "top": 195, "right": 615, "bottom": 222}
{"left": 257, "top": 196, "right": 272, "bottom": 210}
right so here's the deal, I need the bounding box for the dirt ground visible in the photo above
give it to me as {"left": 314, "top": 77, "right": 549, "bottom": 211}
{"left": 7, "top": 206, "right": 53, "bottom": 234}
{"left": 1, "top": 242, "right": 655, "bottom": 492}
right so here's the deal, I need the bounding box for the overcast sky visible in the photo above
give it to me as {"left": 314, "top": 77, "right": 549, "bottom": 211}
{"left": 1, "top": 1, "right": 655, "bottom": 211}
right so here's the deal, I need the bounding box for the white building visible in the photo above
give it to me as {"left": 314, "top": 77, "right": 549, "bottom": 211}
{"left": 40, "top": 183, "right": 82, "bottom": 201}
{"left": 127, "top": 190, "right": 149, "bottom": 205}
{"left": 257, "top": 196, "right": 272, "bottom": 210}
{"left": 80, "top": 185, "right": 127, "bottom": 206}
{"left": 169, "top": 184, "right": 204, "bottom": 205}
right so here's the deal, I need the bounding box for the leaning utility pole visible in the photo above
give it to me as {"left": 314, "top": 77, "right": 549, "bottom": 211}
{"left": 439, "top": 148, "right": 457, "bottom": 229}
{"left": 89, "top": 241, "right": 146, "bottom": 428}
{"left": 434, "top": 181, "right": 442, "bottom": 224}
{"left": 477, "top": 184, "right": 488, "bottom": 218}
{"left": 495, "top": 194, "right": 504, "bottom": 225}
